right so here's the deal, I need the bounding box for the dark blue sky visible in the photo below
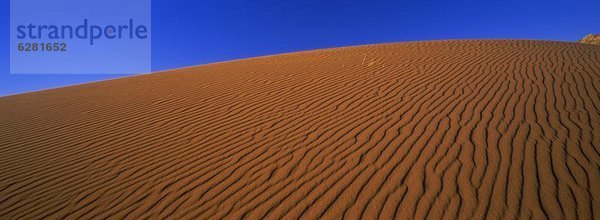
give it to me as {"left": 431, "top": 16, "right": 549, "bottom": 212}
{"left": 1, "top": 0, "right": 599, "bottom": 96}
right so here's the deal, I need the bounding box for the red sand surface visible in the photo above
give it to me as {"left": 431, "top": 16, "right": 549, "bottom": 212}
{"left": 1, "top": 40, "right": 599, "bottom": 219}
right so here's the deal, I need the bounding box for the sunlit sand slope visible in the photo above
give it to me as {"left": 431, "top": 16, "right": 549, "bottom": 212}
{"left": 1, "top": 40, "right": 599, "bottom": 219}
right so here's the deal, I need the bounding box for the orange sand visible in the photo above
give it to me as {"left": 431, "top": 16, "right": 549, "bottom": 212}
{"left": 1, "top": 40, "right": 599, "bottom": 219}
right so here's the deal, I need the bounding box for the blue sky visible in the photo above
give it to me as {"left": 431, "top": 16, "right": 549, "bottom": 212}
{"left": 1, "top": 0, "right": 599, "bottom": 96}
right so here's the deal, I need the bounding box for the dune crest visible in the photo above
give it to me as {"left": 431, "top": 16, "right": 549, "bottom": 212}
{"left": 1, "top": 40, "right": 600, "bottom": 219}
{"left": 579, "top": 34, "right": 600, "bottom": 45}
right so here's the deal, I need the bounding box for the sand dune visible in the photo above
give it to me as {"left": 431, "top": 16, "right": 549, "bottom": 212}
{"left": 1, "top": 40, "right": 599, "bottom": 219}
{"left": 579, "top": 34, "right": 600, "bottom": 45}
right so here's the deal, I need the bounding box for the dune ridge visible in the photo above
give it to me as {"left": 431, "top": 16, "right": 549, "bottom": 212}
{"left": 1, "top": 40, "right": 600, "bottom": 219}
{"left": 579, "top": 34, "right": 600, "bottom": 45}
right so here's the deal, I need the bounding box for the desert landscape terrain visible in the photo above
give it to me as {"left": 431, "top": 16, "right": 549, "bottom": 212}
{"left": 579, "top": 34, "right": 600, "bottom": 45}
{"left": 1, "top": 40, "right": 599, "bottom": 219}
